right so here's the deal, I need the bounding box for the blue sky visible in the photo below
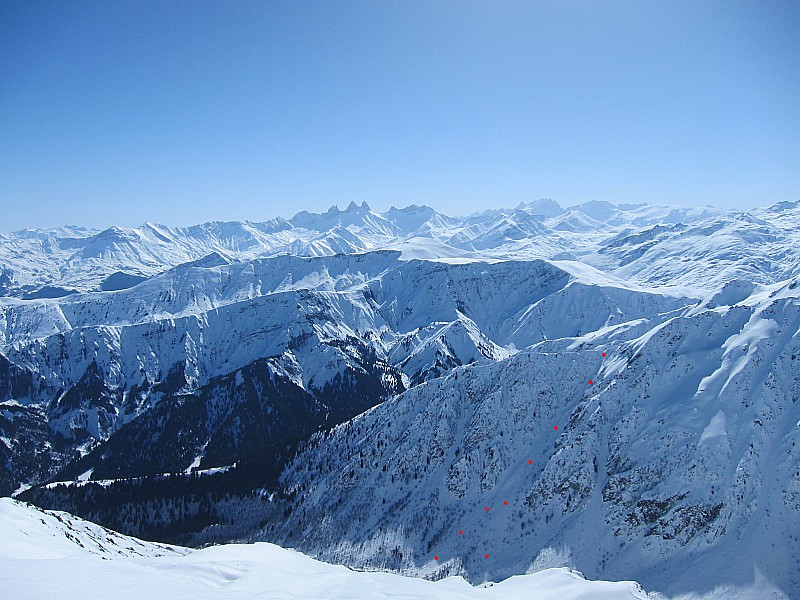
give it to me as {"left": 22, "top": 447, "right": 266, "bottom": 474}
{"left": 1, "top": 0, "right": 798, "bottom": 231}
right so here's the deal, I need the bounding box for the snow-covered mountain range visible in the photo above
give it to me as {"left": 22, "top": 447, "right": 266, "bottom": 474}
{"left": 2, "top": 199, "right": 798, "bottom": 298}
{"left": 2, "top": 199, "right": 798, "bottom": 599}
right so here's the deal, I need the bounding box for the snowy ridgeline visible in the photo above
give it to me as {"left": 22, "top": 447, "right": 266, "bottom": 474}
{"left": 0, "top": 498, "right": 653, "bottom": 600}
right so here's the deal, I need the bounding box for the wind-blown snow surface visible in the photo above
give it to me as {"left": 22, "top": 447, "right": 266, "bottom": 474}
{"left": 1, "top": 200, "right": 799, "bottom": 599}
{"left": 0, "top": 498, "right": 651, "bottom": 600}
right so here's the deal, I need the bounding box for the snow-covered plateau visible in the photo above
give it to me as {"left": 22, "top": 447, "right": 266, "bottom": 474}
{"left": 1, "top": 199, "right": 799, "bottom": 599}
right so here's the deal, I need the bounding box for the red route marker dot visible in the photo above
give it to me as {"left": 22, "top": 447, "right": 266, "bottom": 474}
{"left": 553, "top": 425, "right": 559, "bottom": 431}
{"left": 434, "top": 556, "right": 439, "bottom": 561}
{"left": 484, "top": 506, "right": 489, "bottom": 511}
{"left": 458, "top": 530, "right": 463, "bottom": 535}
{"left": 528, "top": 459, "right": 533, "bottom": 464}
{"left": 503, "top": 500, "right": 509, "bottom": 505}
{"left": 588, "top": 379, "right": 594, "bottom": 385}
{"left": 485, "top": 553, "right": 490, "bottom": 559}
{"left": 601, "top": 352, "right": 607, "bottom": 357}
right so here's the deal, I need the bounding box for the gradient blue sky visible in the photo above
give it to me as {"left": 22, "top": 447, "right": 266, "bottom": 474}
{"left": 1, "top": 0, "right": 798, "bottom": 231}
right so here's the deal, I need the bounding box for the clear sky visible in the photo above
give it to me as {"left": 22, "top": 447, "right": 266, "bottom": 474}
{"left": 1, "top": 0, "right": 798, "bottom": 231}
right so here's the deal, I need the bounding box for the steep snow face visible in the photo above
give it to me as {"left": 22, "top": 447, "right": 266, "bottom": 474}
{"left": 274, "top": 281, "right": 800, "bottom": 598}
{"left": 0, "top": 498, "right": 655, "bottom": 600}
{"left": 1, "top": 200, "right": 794, "bottom": 297}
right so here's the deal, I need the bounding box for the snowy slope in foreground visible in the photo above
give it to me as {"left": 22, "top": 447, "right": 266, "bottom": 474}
{"left": 0, "top": 499, "right": 650, "bottom": 600}
{"left": 0, "top": 497, "right": 183, "bottom": 560}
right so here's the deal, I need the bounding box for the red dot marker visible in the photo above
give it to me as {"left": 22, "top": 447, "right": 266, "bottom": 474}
{"left": 528, "top": 459, "right": 533, "bottom": 464}
{"left": 434, "top": 555, "right": 439, "bottom": 561}
{"left": 485, "top": 553, "right": 490, "bottom": 559}
{"left": 458, "top": 530, "right": 463, "bottom": 535}
{"left": 554, "top": 425, "right": 559, "bottom": 431}
{"left": 484, "top": 506, "right": 489, "bottom": 511}
{"left": 588, "top": 379, "right": 594, "bottom": 385}
{"left": 503, "top": 500, "right": 508, "bottom": 505}
{"left": 601, "top": 352, "right": 607, "bottom": 357}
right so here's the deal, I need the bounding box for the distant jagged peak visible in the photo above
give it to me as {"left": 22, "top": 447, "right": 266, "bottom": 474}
{"left": 318, "top": 200, "right": 372, "bottom": 215}
{"left": 290, "top": 201, "right": 396, "bottom": 236}
{"left": 295, "top": 200, "right": 372, "bottom": 220}
{"left": 515, "top": 198, "right": 565, "bottom": 218}
{"left": 345, "top": 200, "right": 371, "bottom": 212}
